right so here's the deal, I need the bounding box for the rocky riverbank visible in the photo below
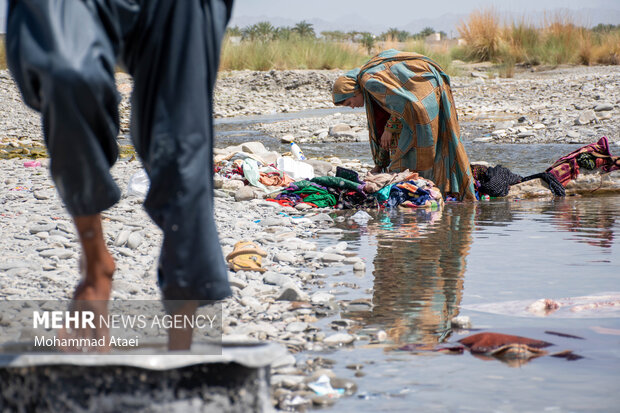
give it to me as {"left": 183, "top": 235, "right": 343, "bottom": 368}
{"left": 0, "top": 65, "right": 619, "bottom": 410}
{"left": 252, "top": 65, "right": 620, "bottom": 146}
{"left": 2, "top": 65, "right": 618, "bottom": 151}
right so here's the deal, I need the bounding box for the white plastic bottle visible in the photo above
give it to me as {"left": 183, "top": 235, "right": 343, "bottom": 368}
{"left": 290, "top": 142, "right": 306, "bottom": 161}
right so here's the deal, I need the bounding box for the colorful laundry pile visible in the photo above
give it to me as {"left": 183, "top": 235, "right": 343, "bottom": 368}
{"left": 267, "top": 169, "right": 444, "bottom": 210}
{"left": 215, "top": 158, "right": 295, "bottom": 189}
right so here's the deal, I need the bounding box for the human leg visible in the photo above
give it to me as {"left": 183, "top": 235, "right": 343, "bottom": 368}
{"left": 6, "top": 0, "right": 135, "bottom": 349}
{"left": 123, "top": 0, "right": 233, "bottom": 348}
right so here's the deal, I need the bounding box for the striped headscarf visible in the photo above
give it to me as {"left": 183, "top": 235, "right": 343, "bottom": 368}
{"left": 332, "top": 68, "right": 361, "bottom": 105}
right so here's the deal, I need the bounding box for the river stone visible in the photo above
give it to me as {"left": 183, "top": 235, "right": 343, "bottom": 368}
{"left": 494, "top": 120, "right": 514, "bottom": 129}
{"left": 312, "top": 396, "right": 336, "bottom": 407}
{"left": 222, "top": 179, "right": 245, "bottom": 190}
{"left": 593, "top": 103, "right": 613, "bottom": 112}
{"left": 286, "top": 322, "right": 308, "bottom": 333}
{"left": 304, "top": 159, "right": 333, "bottom": 176}
{"left": 321, "top": 253, "right": 345, "bottom": 262}
{"left": 280, "top": 134, "right": 295, "bottom": 143}
{"left": 39, "top": 249, "right": 73, "bottom": 259}
{"left": 311, "top": 292, "right": 334, "bottom": 305}
{"left": 473, "top": 137, "right": 493, "bottom": 143}
{"left": 213, "top": 175, "right": 224, "bottom": 189}
{"left": 29, "top": 223, "right": 56, "bottom": 234}
{"left": 114, "top": 230, "right": 130, "bottom": 247}
{"left": 127, "top": 232, "right": 143, "bottom": 249}
{"left": 277, "top": 286, "right": 307, "bottom": 302}
{"left": 330, "top": 377, "right": 358, "bottom": 396}
{"left": 517, "top": 131, "right": 536, "bottom": 138}
{"left": 295, "top": 203, "right": 313, "bottom": 211}
{"left": 575, "top": 110, "right": 597, "bottom": 125}
{"left": 329, "top": 123, "right": 351, "bottom": 136}
{"left": 263, "top": 271, "right": 292, "bottom": 287}
{"left": 260, "top": 217, "right": 290, "bottom": 227}
{"left": 214, "top": 189, "right": 229, "bottom": 198}
{"left": 235, "top": 186, "right": 256, "bottom": 202}
{"left": 323, "top": 333, "right": 355, "bottom": 346}
{"left": 566, "top": 131, "right": 580, "bottom": 139}
{"left": 353, "top": 261, "right": 366, "bottom": 272}
{"left": 271, "top": 375, "right": 306, "bottom": 388}
{"left": 33, "top": 190, "right": 54, "bottom": 200}
{"left": 274, "top": 252, "right": 296, "bottom": 264}
{"left": 308, "top": 213, "right": 333, "bottom": 223}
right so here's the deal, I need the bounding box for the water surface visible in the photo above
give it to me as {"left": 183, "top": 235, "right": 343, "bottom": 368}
{"left": 216, "top": 112, "right": 620, "bottom": 412}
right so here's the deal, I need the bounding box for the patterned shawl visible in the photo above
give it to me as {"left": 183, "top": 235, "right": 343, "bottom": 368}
{"left": 356, "top": 49, "right": 475, "bottom": 201}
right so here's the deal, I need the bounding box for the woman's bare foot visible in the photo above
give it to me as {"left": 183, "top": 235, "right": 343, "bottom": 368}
{"left": 370, "top": 165, "right": 383, "bottom": 174}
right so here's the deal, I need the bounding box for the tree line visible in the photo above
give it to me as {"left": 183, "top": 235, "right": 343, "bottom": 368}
{"left": 226, "top": 21, "right": 446, "bottom": 43}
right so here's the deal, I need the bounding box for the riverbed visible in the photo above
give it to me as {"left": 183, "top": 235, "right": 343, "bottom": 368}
{"left": 0, "top": 65, "right": 619, "bottom": 411}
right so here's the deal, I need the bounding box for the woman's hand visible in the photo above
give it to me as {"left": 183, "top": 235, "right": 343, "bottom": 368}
{"left": 380, "top": 130, "right": 392, "bottom": 150}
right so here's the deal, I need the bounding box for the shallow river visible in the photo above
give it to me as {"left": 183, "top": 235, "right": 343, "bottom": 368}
{"left": 216, "top": 112, "right": 620, "bottom": 412}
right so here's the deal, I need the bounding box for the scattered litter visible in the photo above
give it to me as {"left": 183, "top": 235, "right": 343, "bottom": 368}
{"left": 350, "top": 210, "right": 372, "bottom": 225}
{"left": 307, "top": 375, "right": 345, "bottom": 397}
{"left": 23, "top": 160, "right": 41, "bottom": 168}
{"left": 127, "top": 170, "right": 150, "bottom": 197}
{"left": 276, "top": 156, "right": 314, "bottom": 181}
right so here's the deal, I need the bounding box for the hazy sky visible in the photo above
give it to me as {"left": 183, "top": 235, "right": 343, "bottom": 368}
{"left": 229, "top": 0, "right": 620, "bottom": 25}
{"left": 1, "top": 0, "right": 619, "bottom": 32}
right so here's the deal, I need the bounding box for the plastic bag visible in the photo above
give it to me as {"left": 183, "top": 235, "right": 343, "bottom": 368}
{"left": 127, "top": 170, "right": 150, "bottom": 197}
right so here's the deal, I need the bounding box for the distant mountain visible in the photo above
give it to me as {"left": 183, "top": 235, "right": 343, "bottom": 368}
{"left": 230, "top": 8, "right": 620, "bottom": 38}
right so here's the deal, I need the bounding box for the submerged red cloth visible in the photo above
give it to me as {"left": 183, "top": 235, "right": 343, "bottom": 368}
{"left": 458, "top": 332, "right": 552, "bottom": 354}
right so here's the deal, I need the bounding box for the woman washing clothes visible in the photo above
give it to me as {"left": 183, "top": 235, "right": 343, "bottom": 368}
{"left": 333, "top": 49, "right": 475, "bottom": 201}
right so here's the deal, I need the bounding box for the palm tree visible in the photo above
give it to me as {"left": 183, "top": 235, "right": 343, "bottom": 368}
{"left": 361, "top": 32, "right": 376, "bottom": 54}
{"left": 383, "top": 27, "right": 401, "bottom": 41}
{"left": 226, "top": 26, "right": 242, "bottom": 37}
{"left": 293, "top": 21, "right": 315, "bottom": 38}
{"left": 274, "top": 27, "right": 293, "bottom": 41}
{"left": 254, "top": 21, "right": 275, "bottom": 41}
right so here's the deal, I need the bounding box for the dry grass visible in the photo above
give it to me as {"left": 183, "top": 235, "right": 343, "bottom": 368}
{"left": 457, "top": 8, "right": 619, "bottom": 66}
{"left": 457, "top": 8, "right": 503, "bottom": 61}
{"left": 220, "top": 38, "right": 368, "bottom": 70}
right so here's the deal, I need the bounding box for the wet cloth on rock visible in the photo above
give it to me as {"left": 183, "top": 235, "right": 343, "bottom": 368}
{"left": 521, "top": 172, "right": 566, "bottom": 197}
{"left": 477, "top": 165, "right": 523, "bottom": 197}
{"left": 546, "top": 137, "right": 620, "bottom": 186}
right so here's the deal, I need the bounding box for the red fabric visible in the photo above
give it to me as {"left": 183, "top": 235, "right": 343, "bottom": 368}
{"left": 458, "top": 332, "right": 552, "bottom": 354}
{"left": 547, "top": 137, "right": 620, "bottom": 186}
{"left": 373, "top": 102, "right": 390, "bottom": 138}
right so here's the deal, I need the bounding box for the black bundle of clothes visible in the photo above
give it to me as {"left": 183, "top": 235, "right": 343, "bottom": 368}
{"left": 472, "top": 164, "right": 565, "bottom": 198}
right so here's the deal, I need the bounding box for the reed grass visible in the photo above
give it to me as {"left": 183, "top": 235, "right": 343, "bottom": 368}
{"left": 220, "top": 38, "right": 368, "bottom": 70}
{"left": 457, "top": 9, "right": 503, "bottom": 61}
{"left": 457, "top": 9, "right": 619, "bottom": 66}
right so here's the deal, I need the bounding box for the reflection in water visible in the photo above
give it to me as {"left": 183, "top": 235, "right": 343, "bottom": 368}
{"left": 355, "top": 204, "right": 476, "bottom": 346}
{"left": 546, "top": 197, "right": 617, "bottom": 249}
